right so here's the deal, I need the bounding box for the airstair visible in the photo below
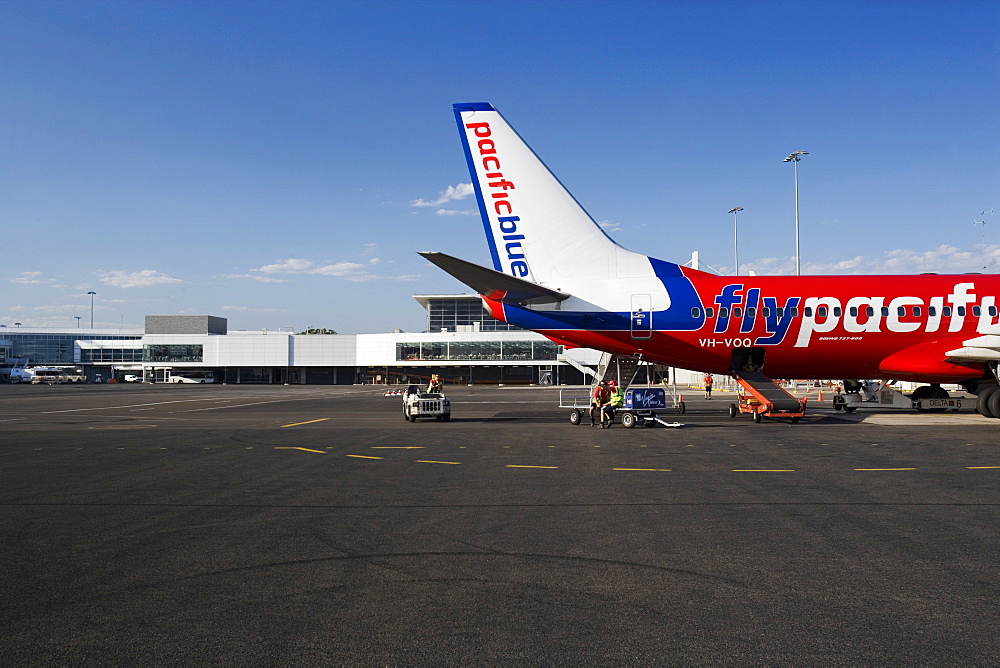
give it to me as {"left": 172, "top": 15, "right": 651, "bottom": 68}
{"left": 594, "top": 353, "right": 685, "bottom": 414}
{"left": 730, "top": 369, "right": 807, "bottom": 423}
{"left": 598, "top": 353, "right": 643, "bottom": 389}
{"left": 559, "top": 352, "right": 686, "bottom": 426}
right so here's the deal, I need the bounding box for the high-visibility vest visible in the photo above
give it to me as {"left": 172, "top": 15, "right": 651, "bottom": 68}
{"left": 609, "top": 387, "right": 624, "bottom": 407}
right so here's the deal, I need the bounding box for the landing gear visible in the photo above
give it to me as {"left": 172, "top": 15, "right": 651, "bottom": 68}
{"left": 987, "top": 390, "right": 1000, "bottom": 420}
{"left": 976, "top": 387, "right": 998, "bottom": 417}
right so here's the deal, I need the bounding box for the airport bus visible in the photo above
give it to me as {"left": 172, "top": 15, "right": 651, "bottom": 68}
{"left": 10, "top": 366, "right": 87, "bottom": 384}
{"left": 166, "top": 371, "right": 215, "bottom": 384}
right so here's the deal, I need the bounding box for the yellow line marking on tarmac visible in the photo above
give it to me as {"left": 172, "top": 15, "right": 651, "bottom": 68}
{"left": 613, "top": 468, "right": 672, "bottom": 472}
{"left": 415, "top": 460, "right": 461, "bottom": 465}
{"left": 506, "top": 465, "right": 558, "bottom": 469}
{"left": 274, "top": 447, "right": 326, "bottom": 453}
{"left": 967, "top": 466, "right": 1000, "bottom": 469}
{"left": 347, "top": 454, "right": 383, "bottom": 460}
{"left": 280, "top": 418, "right": 330, "bottom": 428}
{"left": 733, "top": 469, "right": 795, "bottom": 472}
{"left": 854, "top": 468, "right": 915, "bottom": 471}
{"left": 372, "top": 446, "right": 424, "bottom": 449}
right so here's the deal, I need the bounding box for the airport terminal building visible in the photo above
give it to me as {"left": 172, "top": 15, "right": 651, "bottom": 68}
{"left": 0, "top": 295, "right": 605, "bottom": 385}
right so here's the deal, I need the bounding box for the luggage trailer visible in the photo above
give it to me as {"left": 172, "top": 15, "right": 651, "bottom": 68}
{"left": 561, "top": 387, "right": 683, "bottom": 428}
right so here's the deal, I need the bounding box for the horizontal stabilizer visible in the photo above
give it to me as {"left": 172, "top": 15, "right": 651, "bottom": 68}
{"left": 419, "top": 252, "right": 570, "bottom": 304}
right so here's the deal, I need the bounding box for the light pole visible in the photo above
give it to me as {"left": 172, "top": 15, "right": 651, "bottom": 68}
{"left": 74, "top": 316, "right": 82, "bottom": 328}
{"left": 728, "top": 207, "right": 743, "bottom": 275}
{"left": 87, "top": 291, "right": 96, "bottom": 328}
{"left": 783, "top": 151, "right": 809, "bottom": 275}
{"left": 975, "top": 220, "right": 987, "bottom": 271}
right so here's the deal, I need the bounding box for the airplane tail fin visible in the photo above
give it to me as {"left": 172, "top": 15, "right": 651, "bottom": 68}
{"left": 454, "top": 103, "right": 625, "bottom": 288}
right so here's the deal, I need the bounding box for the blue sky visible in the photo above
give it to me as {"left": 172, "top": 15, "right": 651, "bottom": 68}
{"left": 2, "top": 0, "right": 997, "bottom": 332}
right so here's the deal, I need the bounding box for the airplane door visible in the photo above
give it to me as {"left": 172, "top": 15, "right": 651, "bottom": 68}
{"left": 631, "top": 294, "right": 652, "bottom": 340}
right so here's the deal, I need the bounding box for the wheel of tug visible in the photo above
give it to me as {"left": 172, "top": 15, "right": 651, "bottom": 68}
{"left": 569, "top": 409, "right": 582, "bottom": 425}
{"left": 987, "top": 390, "right": 1000, "bottom": 420}
{"left": 977, "top": 386, "right": 999, "bottom": 418}
{"left": 915, "top": 385, "right": 949, "bottom": 413}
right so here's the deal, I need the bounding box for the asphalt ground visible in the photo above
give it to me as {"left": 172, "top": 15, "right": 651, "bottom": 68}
{"left": 2, "top": 383, "right": 999, "bottom": 665}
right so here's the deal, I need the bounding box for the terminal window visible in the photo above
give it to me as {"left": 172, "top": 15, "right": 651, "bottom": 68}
{"left": 82, "top": 347, "right": 143, "bottom": 363}
{"left": 396, "top": 340, "right": 556, "bottom": 362}
{"left": 426, "top": 298, "right": 523, "bottom": 332}
{"left": 144, "top": 344, "right": 203, "bottom": 363}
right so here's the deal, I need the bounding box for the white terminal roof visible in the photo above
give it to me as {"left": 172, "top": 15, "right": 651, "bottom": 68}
{"left": 411, "top": 294, "right": 481, "bottom": 310}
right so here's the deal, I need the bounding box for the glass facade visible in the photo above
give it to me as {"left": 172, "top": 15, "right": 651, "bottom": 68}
{"left": 426, "top": 298, "right": 523, "bottom": 332}
{"left": 396, "top": 340, "right": 557, "bottom": 362}
{"left": 144, "top": 344, "right": 204, "bottom": 362}
{"left": 80, "top": 346, "right": 144, "bottom": 363}
{"left": 3, "top": 333, "right": 142, "bottom": 365}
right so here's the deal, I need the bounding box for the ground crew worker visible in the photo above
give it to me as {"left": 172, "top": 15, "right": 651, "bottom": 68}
{"left": 589, "top": 380, "right": 610, "bottom": 426}
{"left": 704, "top": 373, "right": 713, "bottom": 399}
{"left": 427, "top": 374, "right": 443, "bottom": 393}
{"left": 601, "top": 380, "right": 625, "bottom": 427}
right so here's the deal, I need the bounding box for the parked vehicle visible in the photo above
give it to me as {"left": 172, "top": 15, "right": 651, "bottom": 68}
{"left": 167, "top": 371, "right": 215, "bottom": 384}
{"left": 10, "top": 366, "right": 87, "bottom": 384}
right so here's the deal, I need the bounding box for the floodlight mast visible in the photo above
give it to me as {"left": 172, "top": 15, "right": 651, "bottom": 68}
{"left": 783, "top": 151, "right": 808, "bottom": 275}
{"left": 728, "top": 207, "right": 743, "bottom": 275}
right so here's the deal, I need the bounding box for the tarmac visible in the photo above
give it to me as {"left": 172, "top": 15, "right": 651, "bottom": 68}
{"left": 2, "top": 383, "right": 999, "bottom": 664}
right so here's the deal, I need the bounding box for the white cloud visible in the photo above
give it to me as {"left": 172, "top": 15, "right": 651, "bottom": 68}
{"left": 10, "top": 271, "right": 61, "bottom": 287}
{"left": 598, "top": 220, "right": 622, "bottom": 232}
{"left": 255, "top": 257, "right": 382, "bottom": 282}
{"left": 217, "top": 273, "right": 287, "bottom": 283}
{"left": 221, "top": 306, "right": 280, "bottom": 313}
{"left": 435, "top": 208, "right": 478, "bottom": 216}
{"left": 411, "top": 183, "right": 474, "bottom": 207}
{"left": 739, "top": 244, "right": 1000, "bottom": 276}
{"left": 97, "top": 269, "right": 183, "bottom": 288}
